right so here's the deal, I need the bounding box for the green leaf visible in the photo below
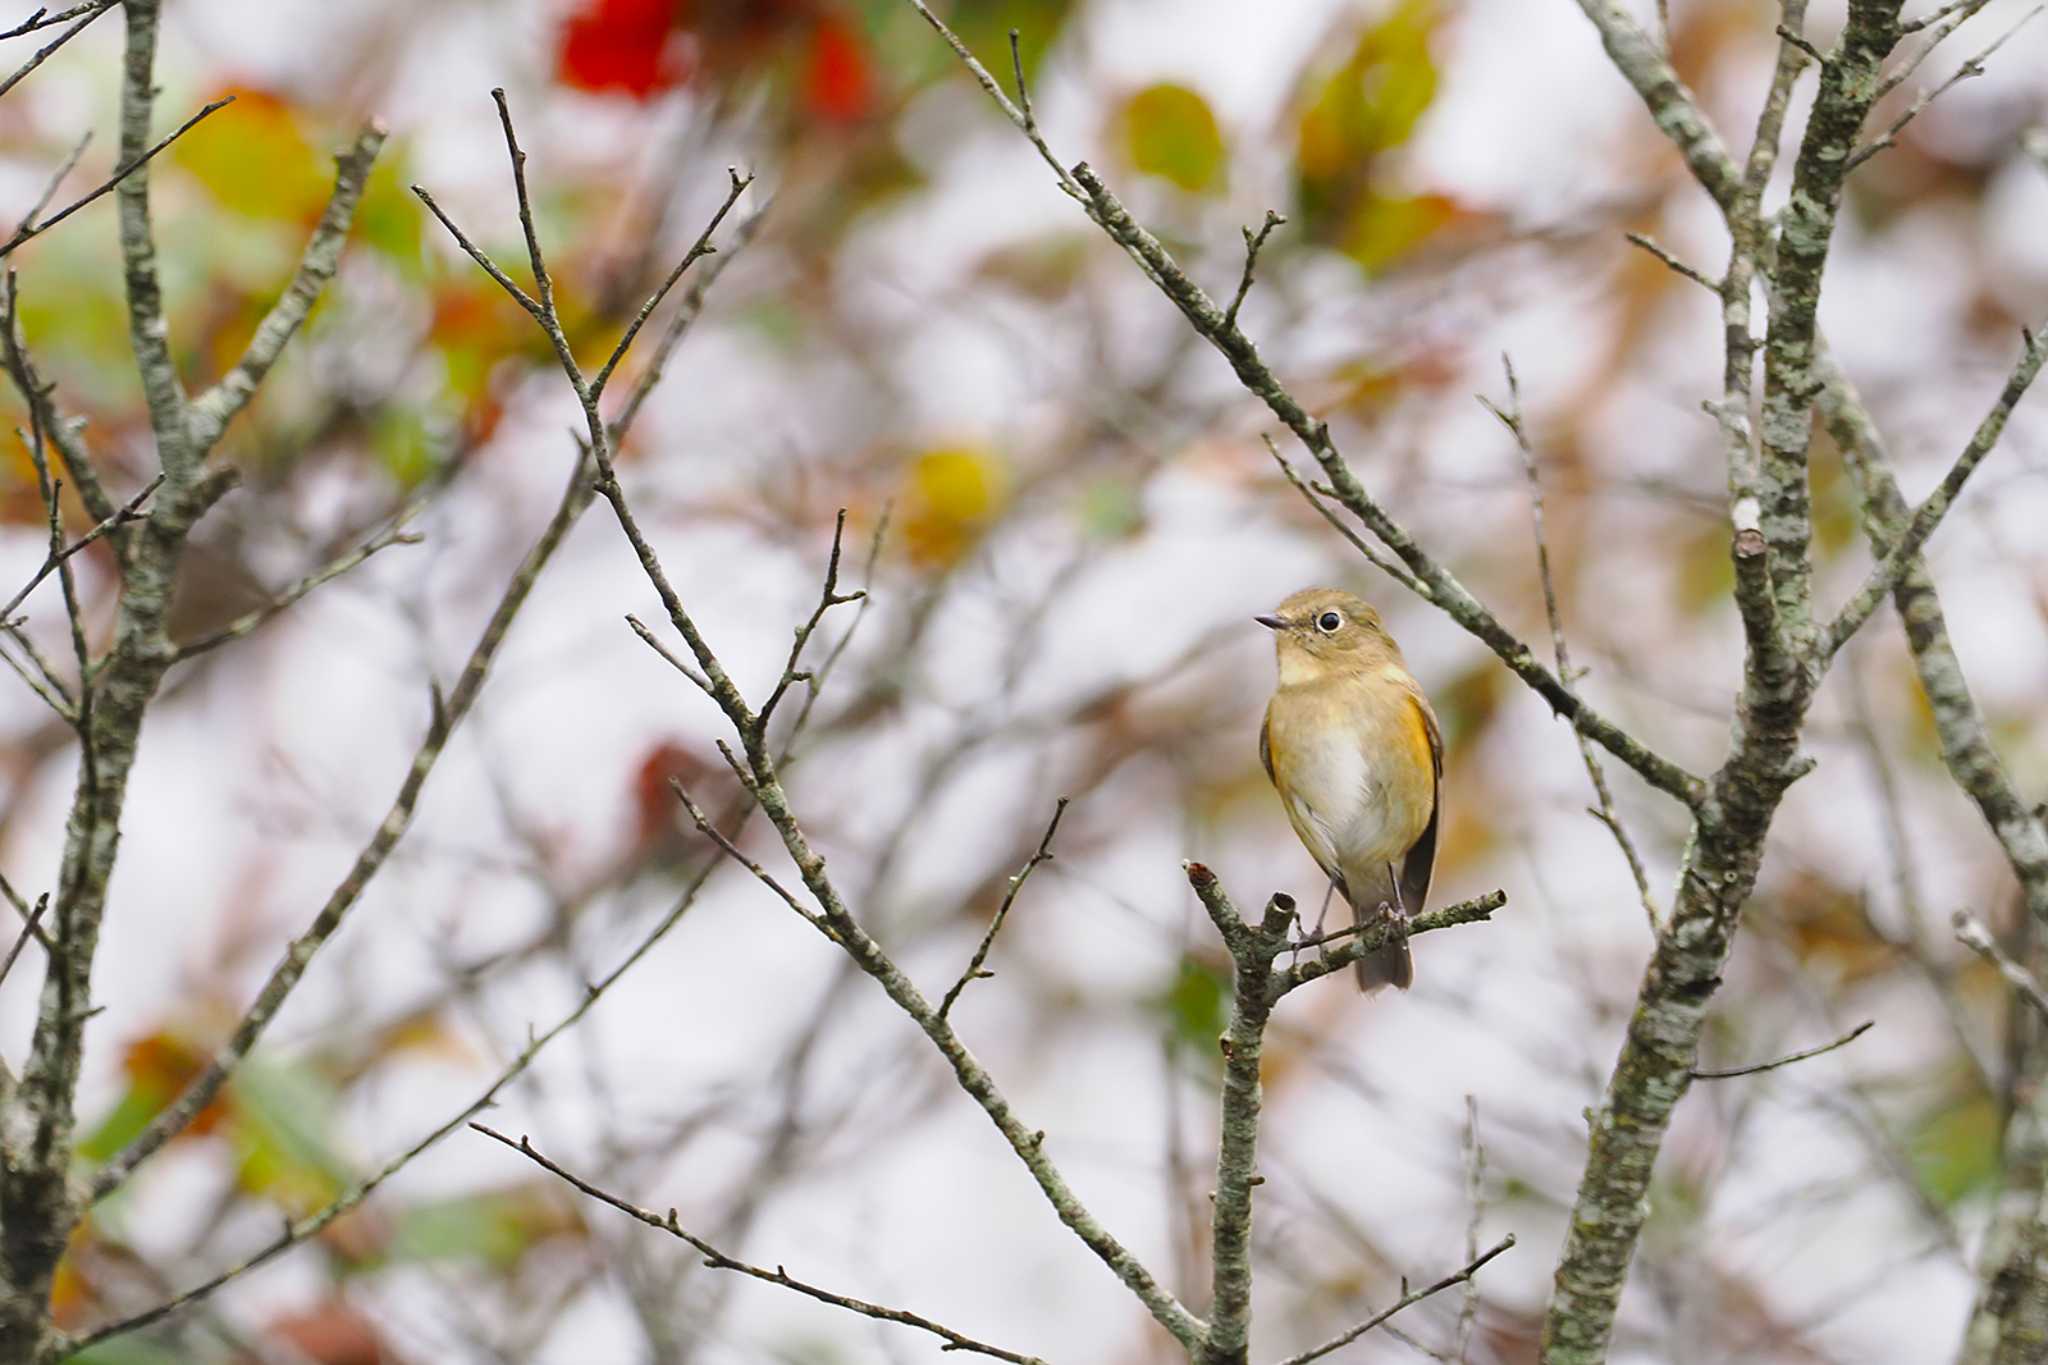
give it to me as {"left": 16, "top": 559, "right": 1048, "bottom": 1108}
{"left": 172, "top": 87, "right": 333, "bottom": 224}
{"left": 385, "top": 1185, "right": 570, "bottom": 1271}
{"left": 1156, "top": 954, "right": 1230, "bottom": 1056}
{"left": 355, "top": 149, "right": 425, "bottom": 274}
{"left": 1293, "top": 0, "right": 1444, "bottom": 263}
{"left": 373, "top": 405, "right": 440, "bottom": 489}
{"left": 1912, "top": 1091, "right": 2000, "bottom": 1205}
{"left": 1120, "top": 83, "right": 1227, "bottom": 194}
{"left": 948, "top": 0, "right": 1076, "bottom": 85}
{"left": 1076, "top": 477, "right": 1144, "bottom": 539}
{"left": 228, "top": 1055, "right": 352, "bottom": 1214}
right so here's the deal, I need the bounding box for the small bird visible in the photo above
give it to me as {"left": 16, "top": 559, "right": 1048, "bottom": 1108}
{"left": 1257, "top": 587, "right": 1441, "bottom": 991}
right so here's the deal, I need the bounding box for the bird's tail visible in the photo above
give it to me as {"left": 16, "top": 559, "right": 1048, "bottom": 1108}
{"left": 1352, "top": 901, "right": 1413, "bottom": 992}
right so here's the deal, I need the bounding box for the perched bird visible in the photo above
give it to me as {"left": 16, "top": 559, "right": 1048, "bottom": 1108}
{"left": 1257, "top": 588, "right": 1441, "bottom": 991}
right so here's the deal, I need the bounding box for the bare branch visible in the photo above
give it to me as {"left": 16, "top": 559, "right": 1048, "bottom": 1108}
{"left": 0, "top": 284, "right": 117, "bottom": 524}
{"left": 1955, "top": 912, "right": 2048, "bottom": 1023}
{"left": 1223, "top": 209, "right": 1285, "bottom": 331}
{"left": 625, "top": 612, "right": 713, "bottom": 696}
{"left": 1455, "top": 1096, "right": 1486, "bottom": 1362}
{"left": 89, "top": 455, "right": 594, "bottom": 1203}
{"left": 81, "top": 473, "right": 861, "bottom": 1343}
{"left": 1849, "top": 5, "right": 2042, "bottom": 171}
{"left": 0, "top": 96, "right": 235, "bottom": 261}
{"left": 606, "top": 193, "right": 770, "bottom": 439}
{"left": 755, "top": 509, "right": 864, "bottom": 734}
{"left": 1481, "top": 355, "right": 1659, "bottom": 933}
{"left": 888, "top": 12, "right": 1708, "bottom": 807}
{"left": 472, "top": 1125, "right": 1050, "bottom": 1364}
{"left": 167, "top": 516, "right": 423, "bottom": 663}
{"left": 0, "top": 475, "right": 159, "bottom": 623}
{"left": 1274, "top": 1235, "right": 1517, "bottom": 1365}
{"left": 938, "top": 798, "right": 1067, "bottom": 1020}
{"left": 0, "top": 869, "right": 52, "bottom": 955}
{"left": 1822, "top": 325, "right": 2048, "bottom": 657}
{"left": 187, "top": 123, "right": 388, "bottom": 448}
{"left": 591, "top": 165, "right": 748, "bottom": 398}
{"left": 1624, "top": 231, "right": 1717, "bottom": 292}
{"left": 113, "top": 0, "right": 190, "bottom": 461}
{"left": 0, "top": 893, "right": 49, "bottom": 989}
{"left": 1691, "top": 1020, "right": 1875, "bottom": 1079}
{"left": 0, "top": 0, "right": 112, "bottom": 101}
{"left": 1, "top": 3, "right": 114, "bottom": 41}
{"left": 1262, "top": 435, "right": 1424, "bottom": 598}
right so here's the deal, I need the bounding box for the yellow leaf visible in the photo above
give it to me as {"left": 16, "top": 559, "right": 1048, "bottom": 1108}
{"left": 900, "top": 447, "right": 1008, "bottom": 568}
{"left": 1119, "top": 83, "right": 1227, "bottom": 194}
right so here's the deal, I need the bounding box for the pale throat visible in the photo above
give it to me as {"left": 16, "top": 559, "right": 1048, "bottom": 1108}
{"left": 1275, "top": 643, "right": 1336, "bottom": 688}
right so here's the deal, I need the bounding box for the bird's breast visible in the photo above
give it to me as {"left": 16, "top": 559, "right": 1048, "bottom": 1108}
{"left": 1267, "top": 679, "right": 1434, "bottom": 866}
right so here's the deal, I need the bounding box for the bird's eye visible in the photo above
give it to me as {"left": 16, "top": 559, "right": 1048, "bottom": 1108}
{"left": 1316, "top": 611, "right": 1342, "bottom": 634}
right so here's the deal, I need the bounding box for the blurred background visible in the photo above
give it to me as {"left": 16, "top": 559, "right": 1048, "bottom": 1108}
{"left": 2, "top": 0, "right": 2047, "bottom": 1360}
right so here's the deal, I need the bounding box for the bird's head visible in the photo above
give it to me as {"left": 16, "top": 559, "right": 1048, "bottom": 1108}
{"left": 1256, "top": 587, "right": 1399, "bottom": 682}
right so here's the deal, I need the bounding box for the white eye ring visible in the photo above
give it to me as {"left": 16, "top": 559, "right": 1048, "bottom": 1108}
{"left": 1316, "top": 610, "right": 1342, "bottom": 634}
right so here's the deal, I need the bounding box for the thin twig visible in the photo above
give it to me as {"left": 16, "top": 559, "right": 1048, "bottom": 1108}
{"left": 1955, "top": 911, "right": 2048, "bottom": 1023}
{"left": 671, "top": 784, "right": 823, "bottom": 929}
{"left": 591, "top": 165, "right": 747, "bottom": 397}
{"left": 1481, "top": 355, "right": 1659, "bottom": 932}
{"left": 1691, "top": 1020, "right": 1875, "bottom": 1079}
{"left": 1224, "top": 209, "right": 1285, "bottom": 331}
{"left": 1262, "top": 435, "right": 1425, "bottom": 598}
{"left": 755, "top": 509, "right": 864, "bottom": 733}
{"left": 1624, "top": 232, "right": 1717, "bottom": 292}
{"left": 0, "top": 474, "right": 159, "bottom": 623}
{"left": 1, "top": 95, "right": 235, "bottom": 261}
{"left": 937, "top": 798, "right": 1067, "bottom": 1020}
{"left": 167, "top": 517, "right": 423, "bottom": 662}
{"left": 7, "top": 130, "right": 91, "bottom": 244}
{"left": 1, "top": 3, "right": 110, "bottom": 40}
{"left": 899, "top": 0, "right": 1706, "bottom": 808}
{"left": 0, "top": 869, "right": 52, "bottom": 954}
{"left": 1275, "top": 1236, "right": 1517, "bottom": 1365}
{"left": 1848, "top": 6, "right": 2042, "bottom": 172}
{"left": 187, "top": 121, "right": 388, "bottom": 447}
{"left": 0, "top": 0, "right": 112, "bottom": 101}
{"left": 1822, "top": 325, "right": 2048, "bottom": 657}
{"left": 1455, "top": 1095, "right": 1486, "bottom": 1361}
{"left": 1885, "top": 0, "right": 1995, "bottom": 91}
{"left": 625, "top": 613, "right": 713, "bottom": 696}
{"left": 0, "top": 893, "right": 49, "bottom": 988}
{"left": 472, "top": 1125, "right": 1049, "bottom": 1364}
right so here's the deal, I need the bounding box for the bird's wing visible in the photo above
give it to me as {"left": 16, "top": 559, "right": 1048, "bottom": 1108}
{"left": 1259, "top": 702, "right": 1275, "bottom": 785}
{"left": 1265, "top": 699, "right": 1349, "bottom": 897}
{"left": 1397, "top": 686, "right": 1442, "bottom": 914}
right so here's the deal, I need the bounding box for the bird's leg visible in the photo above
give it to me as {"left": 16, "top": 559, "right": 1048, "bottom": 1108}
{"left": 1292, "top": 881, "right": 1340, "bottom": 971}
{"left": 1378, "top": 861, "right": 1412, "bottom": 946}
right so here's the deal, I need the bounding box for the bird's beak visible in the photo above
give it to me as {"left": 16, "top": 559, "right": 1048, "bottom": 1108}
{"left": 1254, "top": 614, "right": 1286, "bottom": 631}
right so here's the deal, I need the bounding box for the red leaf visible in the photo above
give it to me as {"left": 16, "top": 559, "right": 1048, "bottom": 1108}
{"left": 804, "top": 14, "right": 872, "bottom": 123}
{"left": 633, "top": 740, "right": 711, "bottom": 847}
{"left": 269, "top": 1301, "right": 401, "bottom": 1365}
{"left": 558, "top": 0, "right": 691, "bottom": 98}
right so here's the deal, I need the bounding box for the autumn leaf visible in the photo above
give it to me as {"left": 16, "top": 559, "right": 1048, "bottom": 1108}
{"left": 805, "top": 13, "right": 874, "bottom": 123}
{"left": 900, "top": 446, "right": 1008, "bottom": 569}
{"left": 1119, "top": 83, "right": 1227, "bottom": 194}
{"left": 558, "top": 0, "right": 690, "bottom": 98}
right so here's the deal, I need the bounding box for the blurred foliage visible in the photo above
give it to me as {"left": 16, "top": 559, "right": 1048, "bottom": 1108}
{"left": 899, "top": 446, "right": 1009, "bottom": 568}
{"left": 2, "top": 0, "right": 2041, "bottom": 1357}
{"left": 1913, "top": 1086, "right": 2002, "bottom": 1207}
{"left": 1156, "top": 952, "right": 1231, "bottom": 1062}
{"left": 1292, "top": 0, "right": 1460, "bottom": 272}
{"left": 1118, "top": 83, "right": 1228, "bottom": 194}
